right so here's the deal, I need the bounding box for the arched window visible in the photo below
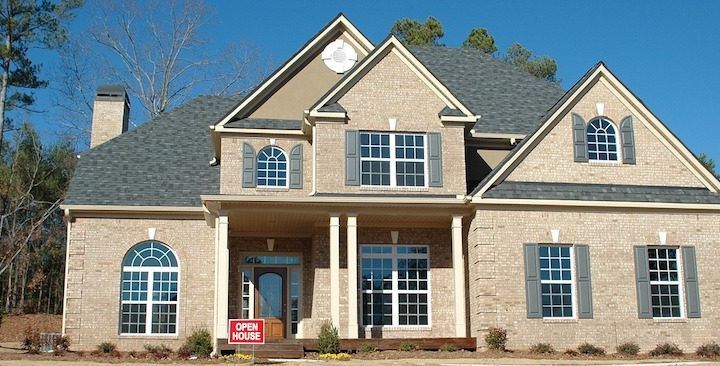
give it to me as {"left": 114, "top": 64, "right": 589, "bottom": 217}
{"left": 257, "top": 146, "right": 288, "bottom": 187}
{"left": 120, "top": 241, "right": 179, "bottom": 335}
{"left": 586, "top": 118, "right": 619, "bottom": 161}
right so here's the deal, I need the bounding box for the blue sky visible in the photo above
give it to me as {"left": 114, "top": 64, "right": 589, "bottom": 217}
{"left": 27, "top": 1, "right": 720, "bottom": 161}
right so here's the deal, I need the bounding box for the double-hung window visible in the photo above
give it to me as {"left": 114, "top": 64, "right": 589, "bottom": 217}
{"left": 360, "top": 132, "right": 426, "bottom": 187}
{"left": 539, "top": 245, "right": 574, "bottom": 318}
{"left": 120, "top": 241, "right": 179, "bottom": 335}
{"left": 360, "top": 245, "right": 430, "bottom": 326}
{"left": 647, "top": 247, "right": 682, "bottom": 318}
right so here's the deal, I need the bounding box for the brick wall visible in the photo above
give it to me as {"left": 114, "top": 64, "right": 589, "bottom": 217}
{"left": 64, "top": 218, "right": 215, "bottom": 351}
{"left": 507, "top": 80, "right": 704, "bottom": 187}
{"left": 468, "top": 207, "right": 720, "bottom": 351}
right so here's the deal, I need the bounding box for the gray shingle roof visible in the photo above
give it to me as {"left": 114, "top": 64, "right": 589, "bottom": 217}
{"left": 225, "top": 118, "right": 302, "bottom": 130}
{"left": 64, "top": 96, "right": 239, "bottom": 207}
{"left": 409, "top": 46, "right": 565, "bottom": 135}
{"left": 439, "top": 106, "right": 465, "bottom": 117}
{"left": 483, "top": 181, "right": 720, "bottom": 204}
{"left": 318, "top": 102, "right": 346, "bottom": 113}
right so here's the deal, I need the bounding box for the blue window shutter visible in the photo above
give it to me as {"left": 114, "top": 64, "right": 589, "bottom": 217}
{"left": 633, "top": 246, "right": 652, "bottom": 319}
{"left": 682, "top": 246, "right": 701, "bottom": 318}
{"left": 620, "top": 116, "right": 636, "bottom": 165}
{"left": 345, "top": 130, "right": 360, "bottom": 186}
{"left": 289, "top": 144, "right": 303, "bottom": 189}
{"left": 572, "top": 113, "right": 588, "bottom": 162}
{"left": 523, "top": 243, "right": 542, "bottom": 318}
{"left": 242, "top": 143, "right": 256, "bottom": 188}
{"left": 428, "top": 133, "right": 443, "bottom": 187}
{"left": 575, "top": 245, "right": 593, "bottom": 319}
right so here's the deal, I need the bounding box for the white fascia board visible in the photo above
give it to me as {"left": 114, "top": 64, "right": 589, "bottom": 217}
{"left": 470, "top": 131, "right": 526, "bottom": 140}
{"left": 440, "top": 115, "right": 480, "bottom": 123}
{"left": 213, "top": 125, "right": 307, "bottom": 136}
{"left": 472, "top": 197, "right": 720, "bottom": 211}
{"left": 201, "top": 194, "right": 467, "bottom": 206}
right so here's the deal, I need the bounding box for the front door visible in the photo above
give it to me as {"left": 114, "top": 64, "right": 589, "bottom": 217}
{"left": 254, "top": 267, "right": 287, "bottom": 340}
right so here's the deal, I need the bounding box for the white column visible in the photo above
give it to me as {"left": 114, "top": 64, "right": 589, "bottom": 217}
{"left": 347, "top": 214, "right": 358, "bottom": 338}
{"left": 214, "top": 214, "right": 230, "bottom": 350}
{"left": 452, "top": 215, "right": 467, "bottom": 337}
{"left": 329, "top": 214, "right": 341, "bottom": 328}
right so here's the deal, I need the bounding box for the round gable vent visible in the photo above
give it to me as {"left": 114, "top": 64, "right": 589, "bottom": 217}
{"left": 321, "top": 40, "right": 357, "bottom": 74}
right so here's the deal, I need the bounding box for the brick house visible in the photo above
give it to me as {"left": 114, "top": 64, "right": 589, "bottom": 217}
{"left": 62, "top": 14, "right": 720, "bottom": 354}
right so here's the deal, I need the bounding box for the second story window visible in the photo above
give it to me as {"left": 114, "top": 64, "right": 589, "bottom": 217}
{"left": 360, "top": 132, "right": 426, "bottom": 187}
{"left": 586, "top": 118, "right": 619, "bottom": 162}
{"left": 257, "top": 146, "right": 288, "bottom": 188}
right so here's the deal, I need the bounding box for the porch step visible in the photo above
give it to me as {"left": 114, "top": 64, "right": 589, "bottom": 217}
{"left": 219, "top": 340, "right": 304, "bottom": 358}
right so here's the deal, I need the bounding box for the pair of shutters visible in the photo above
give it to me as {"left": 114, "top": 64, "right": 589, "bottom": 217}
{"left": 523, "top": 243, "right": 593, "bottom": 319}
{"left": 345, "top": 130, "right": 443, "bottom": 187}
{"left": 523, "top": 244, "right": 702, "bottom": 319}
{"left": 242, "top": 143, "right": 303, "bottom": 189}
{"left": 633, "top": 245, "right": 701, "bottom": 319}
{"left": 572, "top": 113, "right": 636, "bottom": 164}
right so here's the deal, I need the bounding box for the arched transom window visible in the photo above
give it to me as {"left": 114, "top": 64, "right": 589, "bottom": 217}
{"left": 586, "top": 118, "right": 619, "bottom": 161}
{"left": 120, "top": 241, "right": 179, "bottom": 335}
{"left": 257, "top": 146, "right": 288, "bottom": 187}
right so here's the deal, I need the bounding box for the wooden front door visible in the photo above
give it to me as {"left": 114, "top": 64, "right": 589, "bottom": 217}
{"left": 254, "top": 267, "right": 287, "bottom": 339}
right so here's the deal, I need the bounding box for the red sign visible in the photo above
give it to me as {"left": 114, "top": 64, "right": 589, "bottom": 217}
{"left": 228, "top": 319, "right": 265, "bottom": 344}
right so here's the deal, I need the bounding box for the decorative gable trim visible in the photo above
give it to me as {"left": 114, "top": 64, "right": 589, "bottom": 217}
{"left": 471, "top": 62, "right": 720, "bottom": 201}
{"left": 308, "top": 36, "right": 478, "bottom": 122}
{"left": 214, "top": 13, "right": 373, "bottom": 128}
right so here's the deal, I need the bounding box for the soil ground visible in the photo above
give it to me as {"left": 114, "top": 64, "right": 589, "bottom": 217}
{"left": 0, "top": 314, "right": 61, "bottom": 342}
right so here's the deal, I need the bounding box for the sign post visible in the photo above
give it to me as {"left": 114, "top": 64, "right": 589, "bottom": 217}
{"left": 228, "top": 319, "right": 265, "bottom": 364}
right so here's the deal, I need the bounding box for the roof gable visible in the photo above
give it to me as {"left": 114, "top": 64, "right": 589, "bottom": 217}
{"left": 472, "top": 63, "right": 720, "bottom": 201}
{"left": 309, "top": 36, "right": 477, "bottom": 122}
{"left": 215, "top": 14, "right": 373, "bottom": 128}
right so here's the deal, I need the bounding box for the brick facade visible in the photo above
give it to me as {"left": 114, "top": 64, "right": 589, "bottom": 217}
{"left": 468, "top": 207, "right": 720, "bottom": 351}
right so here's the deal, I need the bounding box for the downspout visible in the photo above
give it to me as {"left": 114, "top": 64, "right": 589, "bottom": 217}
{"left": 61, "top": 209, "right": 71, "bottom": 335}
{"left": 310, "top": 122, "right": 317, "bottom": 196}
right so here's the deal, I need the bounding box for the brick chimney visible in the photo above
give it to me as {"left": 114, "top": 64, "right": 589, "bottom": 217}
{"left": 90, "top": 85, "right": 130, "bottom": 148}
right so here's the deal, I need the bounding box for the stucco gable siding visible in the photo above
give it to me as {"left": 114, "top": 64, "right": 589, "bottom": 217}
{"left": 506, "top": 80, "right": 705, "bottom": 188}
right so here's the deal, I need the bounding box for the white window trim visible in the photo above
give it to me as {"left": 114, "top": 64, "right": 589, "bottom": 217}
{"left": 648, "top": 246, "right": 686, "bottom": 320}
{"left": 586, "top": 118, "right": 622, "bottom": 163}
{"left": 539, "top": 245, "right": 578, "bottom": 320}
{"left": 257, "top": 145, "right": 290, "bottom": 189}
{"left": 359, "top": 132, "right": 429, "bottom": 188}
{"left": 120, "top": 265, "right": 180, "bottom": 337}
{"left": 359, "top": 244, "right": 432, "bottom": 328}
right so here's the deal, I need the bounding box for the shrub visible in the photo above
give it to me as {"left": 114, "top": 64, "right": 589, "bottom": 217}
{"left": 616, "top": 342, "right": 640, "bottom": 356}
{"left": 22, "top": 326, "right": 42, "bottom": 354}
{"left": 440, "top": 343, "right": 458, "bottom": 352}
{"left": 223, "top": 353, "right": 253, "bottom": 361}
{"left": 319, "top": 353, "right": 351, "bottom": 361}
{"left": 97, "top": 342, "right": 116, "bottom": 354}
{"left": 650, "top": 343, "right": 683, "bottom": 356}
{"left": 176, "top": 346, "right": 192, "bottom": 359}
{"left": 359, "top": 343, "right": 379, "bottom": 353}
{"left": 54, "top": 335, "right": 71, "bottom": 352}
{"left": 399, "top": 342, "right": 418, "bottom": 352}
{"left": 697, "top": 342, "right": 720, "bottom": 358}
{"left": 317, "top": 321, "right": 340, "bottom": 354}
{"left": 144, "top": 344, "right": 173, "bottom": 359}
{"left": 530, "top": 343, "right": 555, "bottom": 354}
{"left": 578, "top": 343, "right": 605, "bottom": 356}
{"left": 564, "top": 349, "right": 579, "bottom": 357}
{"left": 183, "top": 328, "right": 213, "bottom": 358}
{"left": 484, "top": 327, "right": 508, "bottom": 351}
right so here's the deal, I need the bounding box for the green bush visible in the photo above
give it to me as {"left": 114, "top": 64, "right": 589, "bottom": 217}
{"left": 317, "top": 321, "right": 340, "bottom": 354}
{"left": 578, "top": 343, "right": 605, "bottom": 356}
{"left": 616, "top": 342, "right": 640, "bottom": 356}
{"left": 97, "top": 342, "right": 117, "bottom": 354}
{"left": 529, "top": 343, "right": 554, "bottom": 354}
{"left": 650, "top": 343, "right": 683, "bottom": 357}
{"left": 359, "top": 343, "right": 379, "bottom": 353}
{"left": 399, "top": 341, "right": 418, "bottom": 352}
{"left": 183, "top": 328, "right": 213, "bottom": 358}
{"left": 439, "top": 343, "right": 458, "bottom": 352}
{"left": 484, "top": 327, "right": 508, "bottom": 351}
{"left": 697, "top": 342, "right": 720, "bottom": 358}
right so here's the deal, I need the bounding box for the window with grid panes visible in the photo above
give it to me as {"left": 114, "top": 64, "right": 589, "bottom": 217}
{"left": 360, "top": 132, "right": 426, "bottom": 187}
{"left": 647, "top": 247, "right": 682, "bottom": 318}
{"left": 539, "top": 245, "right": 574, "bottom": 318}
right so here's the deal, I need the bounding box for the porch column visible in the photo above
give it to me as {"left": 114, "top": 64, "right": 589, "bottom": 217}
{"left": 346, "top": 214, "right": 359, "bottom": 338}
{"left": 329, "top": 214, "right": 340, "bottom": 327}
{"left": 214, "top": 214, "right": 230, "bottom": 347}
{"left": 451, "top": 215, "right": 467, "bottom": 337}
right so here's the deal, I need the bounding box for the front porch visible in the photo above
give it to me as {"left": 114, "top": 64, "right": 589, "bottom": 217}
{"left": 203, "top": 195, "right": 473, "bottom": 353}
